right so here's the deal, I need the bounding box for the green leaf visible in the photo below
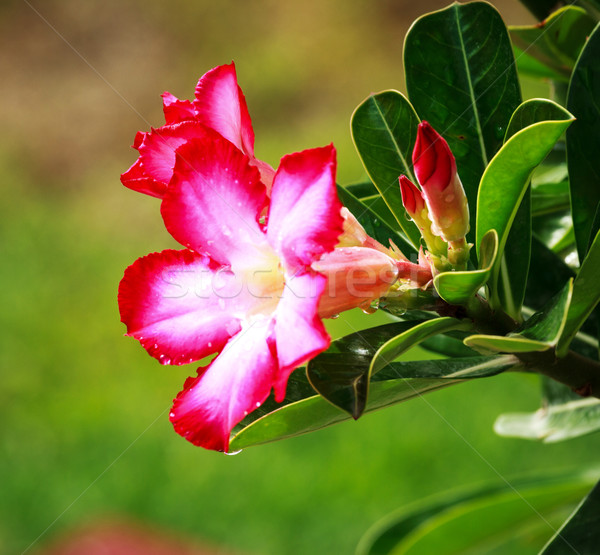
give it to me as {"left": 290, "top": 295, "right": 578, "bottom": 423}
{"left": 420, "top": 332, "right": 480, "bottom": 358}
{"left": 533, "top": 210, "right": 575, "bottom": 254}
{"left": 344, "top": 181, "right": 379, "bottom": 199}
{"left": 306, "top": 320, "right": 427, "bottom": 419}
{"left": 337, "top": 185, "right": 415, "bottom": 254}
{"left": 567, "top": 22, "right": 600, "bottom": 262}
{"left": 531, "top": 180, "right": 570, "bottom": 217}
{"left": 370, "top": 318, "right": 473, "bottom": 376}
{"left": 357, "top": 473, "right": 596, "bottom": 555}
{"left": 433, "top": 229, "right": 498, "bottom": 305}
{"left": 541, "top": 479, "right": 600, "bottom": 554}
{"left": 558, "top": 228, "right": 600, "bottom": 356}
{"left": 510, "top": 6, "right": 596, "bottom": 79}
{"left": 404, "top": 1, "right": 521, "bottom": 241}
{"left": 464, "top": 279, "right": 573, "bottom": 354}
{"left": 496, "top": 99, "right": 571, "bottom": 321}
{"left": 495, "top": 376, "right": 600, "bottom": 442}
{"left": 475, "top": 105, "right": 574, "bottom": 315}
{"left": 518, "top": 0, "right": 574, "bottom": 20}
{"left": 351, "top": 90, "right": 422, "bottom": 248}
{"left": 512, "top": 46, "right": 569, "bottom": 82}
{"left": 230, "top": 355, "right": 515, "bottom": 450}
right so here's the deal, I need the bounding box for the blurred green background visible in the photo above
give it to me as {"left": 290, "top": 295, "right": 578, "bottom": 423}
{"left": 3, "top": 1, "right": 600, "bottom": 554}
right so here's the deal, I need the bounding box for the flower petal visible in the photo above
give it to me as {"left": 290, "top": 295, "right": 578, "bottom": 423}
{"left": 118, "top": 249, "right": 248, "bottom": 365}
{"left": 161, "top": 92, "right": 196, "bottom": 124}
{"left": 161, "top": 135, "right": 269, "bottom": 268}
{"left": 267, "top": 145, "right": 344, "bottom": 272}
{"left": 120, "top": 157, "right": 166, "bottom": 198}
{"left": 272, "top": 272, "right": 329, "bottom": 401}
{"left": 170, "top": 322, "right": 277, "bottom": 452}
{"left": 193, "top": 62, "right": 255, "bottom": 157}
{"left": 138, "top": 121, "right": 212, "bottom": 186}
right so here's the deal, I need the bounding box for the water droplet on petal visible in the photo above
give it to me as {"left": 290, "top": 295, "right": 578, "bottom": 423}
{"left": 207, "top": 341, "right": 212, "bottom": 348}
{"left": 218, "top": 298, "right": 226, "bottom": 310}
{"left": 445, "top": 194, "right": 455, "bottom": 203}
{"left": 255, "top": 401, "right": 261, "bottom": 408}
{"left": 387, "top": 302, "right": 407, "bottom": 317}
{"left": 359, "top": 300, "right": 378, "bottom": 315}
{"left": 169, "top": 412, "right": 175, "bottom": 418}
{"left": 330, "top": 313, "right": 340, "bottom": 320}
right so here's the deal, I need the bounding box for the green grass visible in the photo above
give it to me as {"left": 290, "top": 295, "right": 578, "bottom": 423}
{"left": 2, "top": 165, "right": 600, "bottom": 555}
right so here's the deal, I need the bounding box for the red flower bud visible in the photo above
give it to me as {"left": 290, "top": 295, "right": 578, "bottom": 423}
{"left": 413, "top": 121, "right": 456, "bottom": 193}
{"left": 399, "top": 175, "right": 425, "bottom": 216}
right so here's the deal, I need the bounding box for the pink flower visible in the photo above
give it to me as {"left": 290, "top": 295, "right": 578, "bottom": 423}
{"left": 412, "top": 121, "right": 469, "bottom": 243}
{"left": 121, "top": 63, "right": 275, "bottom": 199}
{"left": 119, "top": 132, "right": 402, "bottom": 451}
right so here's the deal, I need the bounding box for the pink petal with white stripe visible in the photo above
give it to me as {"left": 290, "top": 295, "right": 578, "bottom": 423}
{"left": 193, "top": 62, "right": 255, "bottom": 157}
{"left": 272, "top": 272, "right": 329, "bottom": 401}
{"left": 161, "top": 92, "right": 196, "bottom": 124}
{"left": 118, "top": 249, "right": 250, "bottom": 365}
{"left": 170, "top": 322, "right": 277, "bottom": 452}
{"left": 161, "top": 135, "right": 269, "bottom": 269}
{"left": 138, "top": 121, "right": 213, "bottom": 186}
{"left": 267, "top": 145, "right": 344, "bottom": 272}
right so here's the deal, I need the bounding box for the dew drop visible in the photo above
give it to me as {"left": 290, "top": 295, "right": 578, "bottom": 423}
{"left": 329, "top": 313, "right": 340, "bottom": 320}
{"left": 222, "top": 227, "right": 232, "bottom": 237}
{"left": 359, "top": 299, "right": 379, "bottom": 315}
{"left": 169, "top": 412, "right": 175, "bottom": 418}
{"left": 445, "top": 194, "right": 455, "bottom": 203}
{"left": 387, "top": 303, "right": 407, "bottom": 317}
{"left": 255, "top": 401, "right": 261, "bottom": 408}
{"left": 225, "top": 449, "right": 242, "bottom": 456}
{"left": 208, "top": 341, "right": 212, "bottom": 348}
{"left": 218, "top": 298, "right": 226, "bottom": 310}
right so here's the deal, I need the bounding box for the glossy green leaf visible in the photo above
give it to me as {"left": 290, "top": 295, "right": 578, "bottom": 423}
{"left": 533, "top": 210, "right": 575, "bottom": 254}
{"left": 496, "top": 100, "right": 571, "bottom": 321}
{"left": 513, "top": 46, "right": 569, "bottom": 82}
{"left": 558, "top": 228, "right": 600, "bottom": 356}
{"left": 476, "top": 106, "right": 574, "bottom": 314}
{"left": 495, "top": 376, "right": 600, "bottom": 442}
{"left": 541, "top": 479, "right": 600, "bottom": 554}
{"left": 510, "top": 6, "right": 595, "bottom": 79}
{"left": 404, "top": 1, "right": 521, "bottom": 240}
{"left": 230, "top": 355, "right": 515, "bottom": 450}
{"left": 351, "top": 90, "right": 422, "bottom": 248}
{"left": 465, "top": 279, "right": 573, "bottom": 354}
{"left": 370, "top": 318, "right": 473, "bottom": 376}
{"left": 357, "top": 474, "right": 596, "bottom": 555}
{"left": 433, "top": 230, "right": 498, "bottom": 305}
{"left": 420, "top": 332, "right": 480, "bottom": 358}
{"left": 306, "top": 320, "right": 427, "bottom": 419}
{"left": 344, "top": 181, "right": 378, "bottom": 199}
{"left": 567, "top": 22, "right": 600, "bottom": 261}
{"left": 337, "top": 185, "right": 415, "bottom": 254}
{"left": 531, "top": 180, "right": 570, "bottom": 217}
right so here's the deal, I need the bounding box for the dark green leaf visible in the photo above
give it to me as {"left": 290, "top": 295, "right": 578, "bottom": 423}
{"left": 518, "top": 0, "right": 572, "bottom": 20}
{"left": 533, "top": 210, "right": 575, "bottom": 254}
{"left": 495, "top": 376, "right": 600, "bottom": 442}
{"left": 404, "top": 1, "right": 521, "bottom": 242}
{"left": 420, "top": 332, "right": 480, "bottom": 358}
{"left": 230, "top": 355, "right": 515, "bottom": 450}
{"left": 558, "top": 228, "right": 600, "bottom": 355}
{"left": 306, "top": 320, "right": 427, "bottom": 419}
{"left": 532, "top": 180, "right": 571, "bottom": 216}
{"left": 351, "top": 90, "right": 422, "bottom": 248}
{"left": 567, "top": 22, "right": 600, "bottom": 261}
{"left": 357, "top": 473, "right": 596, "bottom": 555}
{"left": 541, "top": 479, "right": 600, "bottom": 554}
{"left": 344, "top": 181, "right": 379, "bottom": 199}
{"left": 337, "top": 185, "right": 415, "bottom": 254}
{"left": 433, "top": 229, "right": 498, "bottom": 305}
{"left": 510, "top": 6, "right": 595, "bottom": 79}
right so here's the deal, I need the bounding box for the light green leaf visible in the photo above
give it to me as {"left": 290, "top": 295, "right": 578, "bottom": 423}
{"left": 541, "top": 479, "right": 600, "bottom": 554}
{"left": 306, "top": 320, "right": 427, "bottom": 419}
{"left": 404, "top": 1, "right": 521, "bottom": 242}
{"left": 558, "top": 228, "right": 600, "bottom": 356}
{"left": 433, "top": 229, "right": 498, "bottom": 306}
{"left": 510, "top": 6, "right": 596, "bottom": 79}
{"left": 464, "top": 279, "right": 573, "bottom": 354}
{"left": 495, "top": 377, "right": 600, "bottom": 443}
{"left": 357, "top": 474, "right": 596, "bottom": 555}
{"left": 351, "top": 90, "right": 422, "bottom": 248}
{"left": 567, "top": 22, "right": 600, "bottom": 261}
{"left": 230, "top": 355, "right": 515, "bottom": 450}
{"left": 370, "top": 318, "right": 473, "bottom": 376}
{"left": 475, "top": 106, "right": 574, "bottom": 314}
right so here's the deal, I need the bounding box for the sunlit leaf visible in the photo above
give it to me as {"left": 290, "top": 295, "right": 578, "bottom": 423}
{"left": 404, "top": 1, "right": 521, "bottom": 241}
{"left": 475, "top": 105, "right": 574, "bottom": 316}
{"left": 433, "top": 230, "right": 498, "bottom": 305}
{"left": 351, "top": 90, "right": 422, "bottom": 248}
{"left": 567, "top": 22, "right": 600, "bottom": 261}
{"left": 230, "top": 355, "right": 515, "bottom": 450}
